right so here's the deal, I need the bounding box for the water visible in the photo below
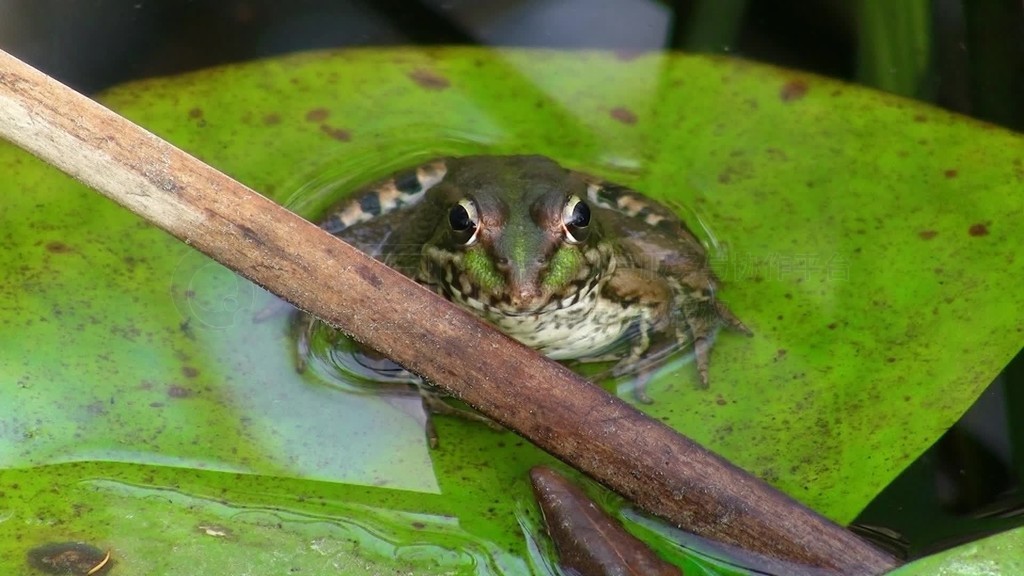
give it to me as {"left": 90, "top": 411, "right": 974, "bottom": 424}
{"left": 1, "top": 462, "right": 526, "bottom": 575}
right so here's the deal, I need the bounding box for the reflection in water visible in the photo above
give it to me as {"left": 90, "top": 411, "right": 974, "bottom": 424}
{"left": 66, "top": 475, "right": 526, "bottom": 575}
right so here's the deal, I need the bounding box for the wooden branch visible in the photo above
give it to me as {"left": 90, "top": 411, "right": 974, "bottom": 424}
{"left": 0, "top": 49, "right": 898, "bottom": 574}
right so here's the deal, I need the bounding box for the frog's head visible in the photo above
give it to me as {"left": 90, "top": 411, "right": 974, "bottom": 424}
{"left": 423, "top": 156, "right": 610, "bottom": 315}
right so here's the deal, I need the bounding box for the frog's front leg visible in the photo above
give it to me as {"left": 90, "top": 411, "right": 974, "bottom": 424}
{"left": 602, "top": 268, "right": 674, "bottom": 402}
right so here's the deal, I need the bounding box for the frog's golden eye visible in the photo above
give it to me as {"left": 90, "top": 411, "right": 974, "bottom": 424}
{"left": 561, "top": 195, "right": 591, "bottom": 244}
{"left": 448, "top": 199, "right": 480, "bottom": 245}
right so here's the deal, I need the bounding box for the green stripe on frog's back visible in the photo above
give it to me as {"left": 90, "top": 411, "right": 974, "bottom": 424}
{"left": 321, "top": 160, "right": 448, "bottom": 234}
{"left": 584, "top": 180, "right": 678, "bottom": 230}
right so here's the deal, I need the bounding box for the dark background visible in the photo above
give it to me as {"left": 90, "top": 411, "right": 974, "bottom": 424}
{"left": 1, "top": 0, "right": 1022, "bottom": 559}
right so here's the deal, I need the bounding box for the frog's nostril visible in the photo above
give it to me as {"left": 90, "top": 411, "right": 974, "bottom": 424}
{"left": 509, "top": 285, "right": 539, "bottom": 308}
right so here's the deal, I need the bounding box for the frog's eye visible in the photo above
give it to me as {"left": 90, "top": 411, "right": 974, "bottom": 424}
{"left": 448, "top": 199, "right": 480, "bottom": 245}
{"left": 561, "top": 195, "right": 591, "bottom": 244}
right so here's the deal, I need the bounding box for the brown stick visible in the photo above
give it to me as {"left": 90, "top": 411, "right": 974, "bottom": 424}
{"left": 0, "top": 49, "right": 898, "bottom": 574}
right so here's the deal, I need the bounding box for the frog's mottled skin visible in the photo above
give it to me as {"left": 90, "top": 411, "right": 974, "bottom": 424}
{"left": 311, "top": 155, "right": 748, "bottom": 394}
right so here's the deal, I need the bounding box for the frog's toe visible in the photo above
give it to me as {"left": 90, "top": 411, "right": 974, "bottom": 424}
{"left": 716, "top": 300, "right": 752, "bottom": 336}
{"left": 607, "top": 358, "right": 655, "bottom": 403}
{"left": 693, "top": 336, "right": 712, "bottom": 389}
{"left": 630, "top": 374, "right": 655, "bottom": 404}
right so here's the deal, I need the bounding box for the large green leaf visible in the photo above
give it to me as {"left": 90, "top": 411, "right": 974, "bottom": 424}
{"left": 1, "top": 47, "right": 1021, "bottom": 574}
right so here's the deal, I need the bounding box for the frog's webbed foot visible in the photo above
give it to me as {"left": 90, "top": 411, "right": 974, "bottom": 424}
{"left": 419, "top": 386, "right": 503, "bottom": 448}
{"left": 714, "top": 299, "right": 753, "bottom": 337}
{"left": 676, "top": 291, "right": 752, "bottom": 389}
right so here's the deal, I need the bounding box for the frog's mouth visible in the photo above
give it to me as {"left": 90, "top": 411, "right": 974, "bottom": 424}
{"left": 445, "top": 275, "right": 601, "bottom": 318}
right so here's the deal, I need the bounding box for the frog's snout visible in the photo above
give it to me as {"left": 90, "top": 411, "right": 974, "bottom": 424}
{"left": 495, "top": 257, "right": 545, "bottom": 308}
{"left": 508, "top": 281, "right": 541, "bottom": 308}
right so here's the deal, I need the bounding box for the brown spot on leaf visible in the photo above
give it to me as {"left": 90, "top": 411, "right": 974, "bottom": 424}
{"left": 305, "top": 108, "right": 330, "bottom": 122}
{"left": 918, "top": 230, "right": 938, "bottom": 240}
{"left": 45, "top": 241, "right": 72, "bottom": 253}
{"left": 182, "top": 366, "right": 199, "bottom": 379}
{"left": 827, "top": 322, "right": 838, "bottom": 330}
{"left": 716, "top": 163, "right": 752, "bottom": 184}
{"left": 188, "top": 107, "right": 203, "bottom": 119}
{"left": 408, "top": 69, "right": 450, "bottom": 90}
{"left": 780, "top": 79, "right": 808, "bottom": 102}
{"left": 320, "top": 125, "right": 351, "bottom": 141}
{"left": 27, "top": 542, "right": 113, "bottom": 575}
{"left": 167, "top": 385, "right": 193, "bottom": 398}
{"left": 263, "top": 113, "right": 281, "bottom": 125}
{"left": 913, "top": 114, "right": 928, "bottom": 122}
{"left": 968, "top": 223, "right": 990, "bottom": 237}
{"left": 944, "top": 169, "right": 958, "bottom": 178}
{"left": 609, "top": 106, "right": 637, "bottom": 125}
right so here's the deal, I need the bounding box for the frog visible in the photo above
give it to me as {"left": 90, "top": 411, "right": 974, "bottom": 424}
{"left": 299, "top": 154, "right": 749, "bottom": 402}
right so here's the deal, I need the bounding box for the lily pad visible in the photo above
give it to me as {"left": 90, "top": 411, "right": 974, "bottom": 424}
{"left": 1, "top": 47, "right": 1022, "bottom": 574}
